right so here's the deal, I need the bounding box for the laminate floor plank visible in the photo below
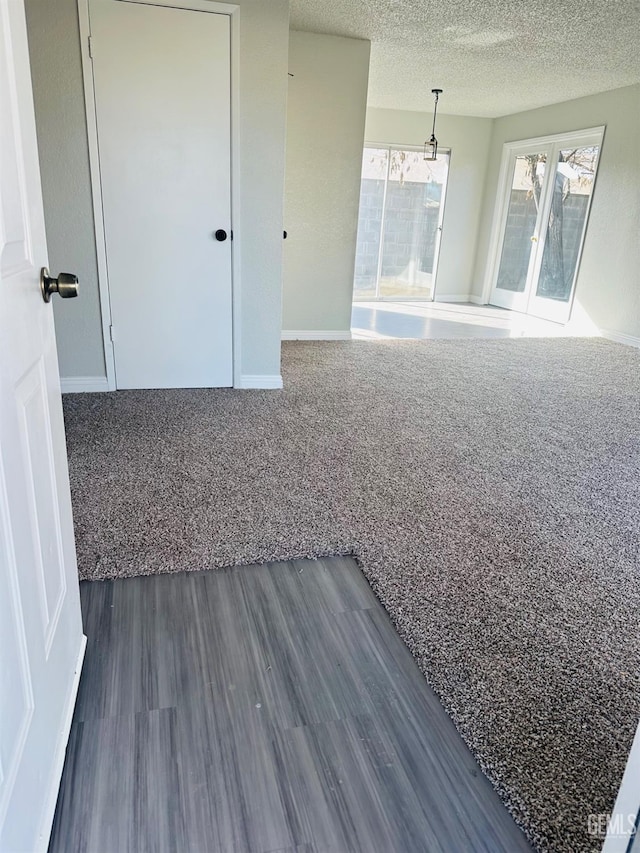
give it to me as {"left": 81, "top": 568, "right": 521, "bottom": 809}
{"left": 51, "top": 714, "right": 136, "bottom": 853}
{"left": 75, "top": 575, "right": 181, "bottom": 722}
{"left": 273, "top": 714, "right": 426, "bottom": 853}
{"left": 331, "top": 606, "right": 530, "bottom": 851}
{"left": 133, "top": 708, "right": 186, "bottom": 853}
{"left": 232, "top": 562, "right": 373, "bottom": 729}
{"left": 175, "top": 688, "right": 297, "bottom": 853}
{"left": 277, "top": 556, "right": 376, "bottom": 615}
{"left": 49, "top": 558, "right": 532, "bottom": 853}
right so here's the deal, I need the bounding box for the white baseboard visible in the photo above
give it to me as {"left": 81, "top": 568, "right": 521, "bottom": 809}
{"left": 60, "top": 376, "right": 110, "bottom": 394}
{"left": 236, "top": 374, "right": 283, "bottom": 390}
{"left": 433, "top": 294, "right": 471, "bottom": 304}
{"left": 36, "top": 634, "right": 86, "bottom": 853}
{"left": 468, "top": 294, "right": 486, "bottom": 305}
{"left": 282, "top": 330, "right": 352, "bottom": 341}
{"left": 600, "top": 329, "right": 640, "bottom": 349}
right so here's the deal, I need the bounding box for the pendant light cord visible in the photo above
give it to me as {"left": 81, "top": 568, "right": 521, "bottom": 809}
{"left": 431, "top": 90, "right": 439, "bottom": 140}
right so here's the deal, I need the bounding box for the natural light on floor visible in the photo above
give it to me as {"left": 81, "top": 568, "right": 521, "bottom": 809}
{"left": 350, "top": 301, "right": 602, "bottom": 340}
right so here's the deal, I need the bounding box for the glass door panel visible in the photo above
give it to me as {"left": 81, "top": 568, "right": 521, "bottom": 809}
{"left": 353, "top": 148, "right": 389, "bottom": 300}
{"left": 528, "top": 145, "right": 600, "bottom": 322}
{"left": 353, "top": 146, "right": 449, "bottom": 302}
{"left": 378, "top": 151, "right": 449, "bottom": 299}
{"left": 491, "top": 151, "right": 549, "bottom": 312}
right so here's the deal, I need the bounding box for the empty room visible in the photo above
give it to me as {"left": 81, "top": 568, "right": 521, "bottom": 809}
{"left": 1, "top": 1, "right": 639, "bottom": 852}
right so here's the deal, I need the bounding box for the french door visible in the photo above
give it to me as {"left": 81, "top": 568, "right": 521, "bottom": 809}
{"left": 353, "top": 145, "right": 449, "bottom": 301}
{"left": 488, "top": 128, "right": 604, "bottom": 323}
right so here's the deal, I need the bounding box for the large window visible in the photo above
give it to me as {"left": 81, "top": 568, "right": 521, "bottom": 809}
{"left": 353, "top": 145, "right": 450, "bottom": 301}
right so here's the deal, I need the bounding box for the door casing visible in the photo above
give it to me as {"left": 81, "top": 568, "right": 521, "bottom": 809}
{"left": 78, "top": 0, "right": 242, "bottom": 390}
{"left": 481, "top": 126, "right": 605, "bottom": 324}
{"left": 601, "top": 719, "right": 640, "bottom": 853}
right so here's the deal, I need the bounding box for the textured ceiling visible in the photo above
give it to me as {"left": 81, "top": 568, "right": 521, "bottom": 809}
{"left": 289, "top": 0, "right": 640, "bottom": 117}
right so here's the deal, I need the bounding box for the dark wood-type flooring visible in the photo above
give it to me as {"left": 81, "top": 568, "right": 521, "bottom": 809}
{"left": 48, "top": 557, "right": 532, "bottom": 853}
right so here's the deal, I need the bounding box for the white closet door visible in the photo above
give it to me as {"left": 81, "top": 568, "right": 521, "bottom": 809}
{"left": 89, "top": 0, "right": 233, "bottom": 389}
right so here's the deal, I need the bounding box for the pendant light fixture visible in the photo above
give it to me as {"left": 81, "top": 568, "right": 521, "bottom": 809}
{"left": 424, "top": 88, "right": 443, "bottom": 161}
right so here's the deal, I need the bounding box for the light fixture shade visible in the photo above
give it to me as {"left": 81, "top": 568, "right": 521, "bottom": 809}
{"left": 424, "top": 135, "right": 438, "bottom": 161}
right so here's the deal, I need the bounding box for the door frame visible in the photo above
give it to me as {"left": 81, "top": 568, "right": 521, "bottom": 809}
{"left": 481, "top": 126, "right": 605, "bottom": 321}
{"left": 78, "top": 0, "right": 241, "bottom": 390}
{"left": 602, "top": 719, "right": 640, "bottom": 852}
{"left": 355, "top": 141, "right": 451, "bottom": 303}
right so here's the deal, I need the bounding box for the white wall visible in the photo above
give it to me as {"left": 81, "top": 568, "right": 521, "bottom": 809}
{"left": 364, "top": 108, "right": 493, "bottom": 301}
{"left": 235, "top": 0, "right": 289, "bottom": 377}
{"left": 283, "top": 31, "right": 370, "bottom": 335}
{"left": 473, "top": 84, "right": 640, "bottom": 340}
{"left": 24, "top": 0, "right": 290, "bottom": 385}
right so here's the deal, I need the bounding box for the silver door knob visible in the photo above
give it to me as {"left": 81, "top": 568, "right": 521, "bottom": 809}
{"left": 40, "top": 267, "right": 79, "bottom": 303}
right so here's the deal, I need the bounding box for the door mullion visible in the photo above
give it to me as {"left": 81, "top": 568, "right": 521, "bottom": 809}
{"left": 524, "top": 143, "right": 558, "bottom": 312}
{"left": 374, "top": 147, "right": 392, "bottom": 301}
{"left": 430, "top": 155, "right": 449, "bottom": 302}
{"left": 489, "top": 148, "right": 519, "bottom": 307}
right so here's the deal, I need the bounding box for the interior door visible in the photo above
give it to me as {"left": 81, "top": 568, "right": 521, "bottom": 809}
{"left": 88, "top": 0, "right": 233, "bottom": 389}
{"left": 0, "top": 1, "right": 85, "bottom": 850}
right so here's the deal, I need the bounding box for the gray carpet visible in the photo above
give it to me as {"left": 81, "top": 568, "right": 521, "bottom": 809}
{"left": 63, "top": 338, "right": 640, "bottom": 853}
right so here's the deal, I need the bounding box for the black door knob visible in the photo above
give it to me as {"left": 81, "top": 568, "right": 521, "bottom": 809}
{"left": 215, "top": 229, "right": 228, "bottom": 242}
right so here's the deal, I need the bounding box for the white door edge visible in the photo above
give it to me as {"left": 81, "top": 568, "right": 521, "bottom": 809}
{"left": 34, "top": 635, "right": 87, "bottom": 853}
{"left": 77, "top": 0, "right": 242, "bottom": 390}
{"left": 602, "top": 719, "right": 640, "bottom": 853}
